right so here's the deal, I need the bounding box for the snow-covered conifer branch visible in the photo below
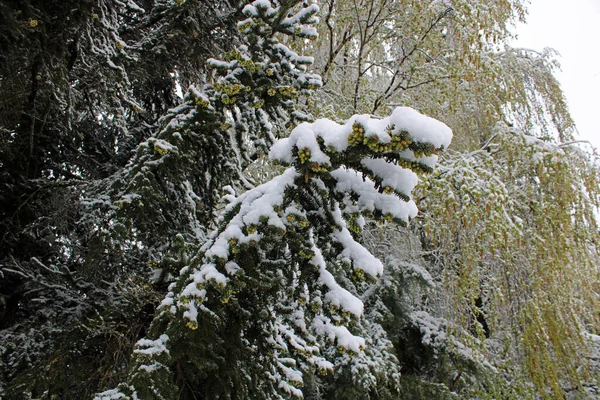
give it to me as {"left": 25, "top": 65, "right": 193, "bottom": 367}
{"left": 102, "top": 105, "right": 451, "bottom": 399}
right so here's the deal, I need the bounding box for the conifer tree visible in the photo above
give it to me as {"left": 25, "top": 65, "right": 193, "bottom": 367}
{"left": 0, "top": 0, "right": 321, "bottom": 396}
{"left": 87, "top": 0, "right": 324, "bottom": 246}
{"left": 99, "top": 104, "right": 452, "bottom": 399}
{"left": 0, "top": 0, "right": 245, "bottom": 396}
{"left": 1, "top": 0, "right": 323, "bottom": 396}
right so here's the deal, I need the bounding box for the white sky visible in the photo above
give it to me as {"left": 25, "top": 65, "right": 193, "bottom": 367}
{"left": 513, "top": 0, "right": 600, "bottom": 150}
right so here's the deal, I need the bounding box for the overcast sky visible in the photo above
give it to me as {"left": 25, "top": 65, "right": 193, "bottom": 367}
{"left": 513, "top": 0, "right": 600, "bottom": 150}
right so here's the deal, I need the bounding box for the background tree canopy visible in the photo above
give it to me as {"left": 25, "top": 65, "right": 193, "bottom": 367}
{"left": 1, "top": 0, "right": 599, "bottom": 399}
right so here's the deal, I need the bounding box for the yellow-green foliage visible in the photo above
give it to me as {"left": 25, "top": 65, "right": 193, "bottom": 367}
{"left": 294, "top": 0, "right": 591, "bottom": 395}
{"left": 419, "top": 130, "right": 600, "bottom": 397}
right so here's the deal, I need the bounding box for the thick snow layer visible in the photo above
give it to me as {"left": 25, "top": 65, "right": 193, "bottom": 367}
{"left": 279, "top": 362, "right": 302, "bottom": 383}
{"left": 270, "top": 106, "right": 451, "bottom": 167}
{"left": 390, "top": 107, "right": 452, "bottom": 148}
{"left": 134, "top": 334, "right": 169, "bottom": 356}
{"left": 282, "top": 3, "right": 320, "bottom": 26}
{"left": 242, "top": 0, "right": 277, "bottom": 18}
{"left": 206, "top": 168, "right": 297, "bottom": 262}
{"left": 331, "top": 168, "right": 418, "bottom": 223}
{"left": 351, "top": 114, "right": 392, "bottom": 143}
{"left": 273, "top": 43, "right": 314, "bottom": 65}
{"left": 312, "top": 316, "right": 365, "bottom": 353}
{"left": 175, "top": 168, "right": 298, "bottom": 308}
{"left": 310, "top": 242, "right": 364, "bottom": 316}
{"left": 182, "top": 300, "right": 199, "bottom": 322}
{"left": 158, "top": 293, "right": 175, "bottom": 310}
{"left": 278, "top": 380, "right": 303, "bottom": 398}
{"left": 397, "top": 149, "right": 439, "bottom": 168}
{"left": 320, "top": 268, "right": 363, "bottom": 316}
{"left": 193, "top": 263, "right": 227, "bottom": 286}
{"left": 270, "top": 122, "right": 330, "bottom": 164}
{"left": 181, "top": 280, "right": 208, "bottom": 300}
{"left": 361, "top": 158, "right": 419, "bottom": 197}
{"left": 225, "top": 261, "right": 241, "bottom": 275}
{"left": 138, "top": 362, "right": 163, "bottom": 373}
{"left": 94, "top": 388, "right": 132, "bottom": 400}
{"left": 331, "top": 205, "right": 384, "bottom": 277}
